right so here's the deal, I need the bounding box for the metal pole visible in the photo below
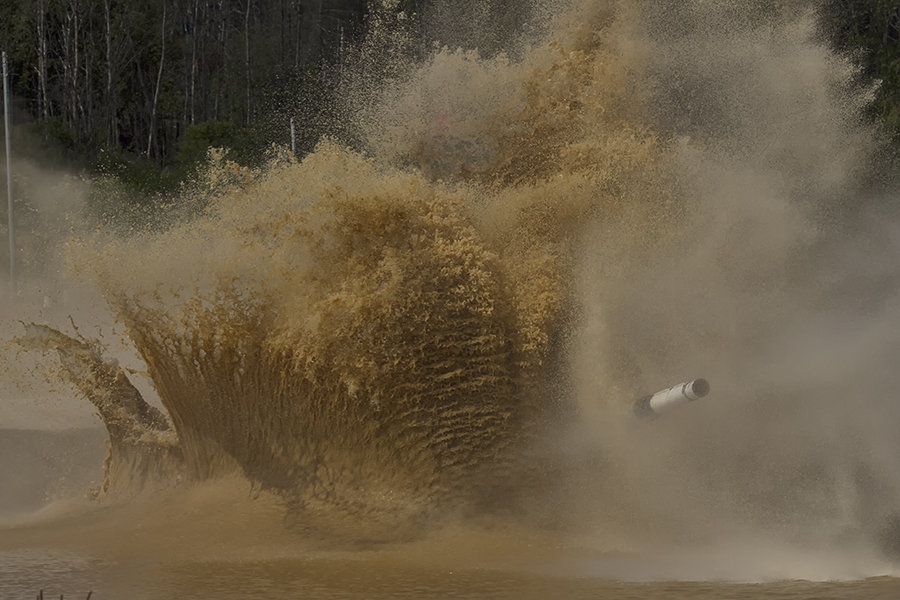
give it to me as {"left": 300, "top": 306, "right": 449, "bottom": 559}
{"left": 3, "top": 51, "right": 15, "bottom": 296}
{"left": 290, "top": 116, "right": 296, "bottom": 156}
{"left": 339, "top": 26, "right": 344, "bottom": 80}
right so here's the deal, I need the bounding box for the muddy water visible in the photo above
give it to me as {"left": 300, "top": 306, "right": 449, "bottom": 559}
{"left": 1, "top": 471, "right": 898, "bottom": 598}
{"left": 1, "top": 503, "right": 898, "bottom": 599}
{"left": 4, "top": 1, "right": 900, "bottom": 597}
{"left": 2, "top": 554, "right": 897, "bottom": 600}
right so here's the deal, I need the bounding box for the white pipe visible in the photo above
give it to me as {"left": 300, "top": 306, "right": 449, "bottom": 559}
{"left": 290, "top": 117, "right": 296, "bottom": 156}
{"left": 634, "top": 378, "right": 710, "bottom": 418}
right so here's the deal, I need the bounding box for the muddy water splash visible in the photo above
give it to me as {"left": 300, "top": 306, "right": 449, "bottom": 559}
{"left": 15, "top": 324, "right": 183, "bottom": 497}
{"left": 11, "top": 0, "right": 900, "bottom": 565}
{"left": 35, "top": 2, "right": 679, "bottom": 540}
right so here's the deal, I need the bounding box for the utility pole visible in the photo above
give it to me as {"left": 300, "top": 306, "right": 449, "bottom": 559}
{"left": 3, "top": 51, "right": 15, "bottom": 295}
{"left": 290, "top": 117, "right": 296, "bottom": 156}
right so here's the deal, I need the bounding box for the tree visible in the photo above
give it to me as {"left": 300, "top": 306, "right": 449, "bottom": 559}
{"left": 822, "top": 0, "right": 900, "bottom": 139}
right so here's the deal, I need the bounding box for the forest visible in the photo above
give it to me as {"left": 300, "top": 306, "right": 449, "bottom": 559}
{"left": 0, "top": 0, "right": 373, "bottom": 190}
{"left": 0, "top": 0, "right": 897, "bottom": 193}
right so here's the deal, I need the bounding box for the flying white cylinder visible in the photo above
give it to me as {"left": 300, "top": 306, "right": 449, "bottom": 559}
{"left": 634, "top": 378, "right": 710, "bottom": 418}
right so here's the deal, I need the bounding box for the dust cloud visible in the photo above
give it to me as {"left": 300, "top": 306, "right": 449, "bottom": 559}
{"left": 3, "top": 0, "right": 900, "bottom": 580}
{"left": 566, "top": 0, "right": 900, "bottom": 567}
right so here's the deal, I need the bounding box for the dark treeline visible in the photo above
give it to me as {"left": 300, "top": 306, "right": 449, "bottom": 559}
{"left": 0, "top": 0, "right": 380, "bottom": 188}
{"left": 0, "top": 0, "right": 899, "bottom": 191}
{"left": 822, "top": 0, "right": 900, "bottom": 142}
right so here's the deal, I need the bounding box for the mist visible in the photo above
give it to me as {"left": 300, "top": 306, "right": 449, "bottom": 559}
{"left": 562, "top": 0, "right": 900, "bottom": 573}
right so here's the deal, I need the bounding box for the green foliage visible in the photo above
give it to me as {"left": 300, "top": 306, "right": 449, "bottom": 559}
{"left": 92, "top": 150, "right": 181, "bottom": 196}
{"left": 822, "top": 0, "right": 900, "bottom": 140}
{"left": 175, "top": 121, "right": 235, "bottom": 173}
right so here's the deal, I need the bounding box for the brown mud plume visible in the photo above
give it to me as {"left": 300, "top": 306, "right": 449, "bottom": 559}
{"left": 10, "top": 0, "right": 899, "bottom": 562}
{"left": 15, "top": 324, "right": 183, "bottom": 498}
{"left": 33, "top": 2, "right": 682, "bottom": 541}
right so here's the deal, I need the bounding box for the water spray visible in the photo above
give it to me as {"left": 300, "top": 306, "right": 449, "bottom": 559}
{"left": 634, "top": 378, "right": 710, "bottom": 418}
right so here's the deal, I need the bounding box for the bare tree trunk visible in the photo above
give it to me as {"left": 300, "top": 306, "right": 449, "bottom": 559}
{"left": 882, "top": 7, "right": 900, "bottom": 47}
{"left": 130, "top": 26, "right": 150, "bottom": 151}
{"left": 182, "top": 46, "right": 189, "bottom": 128}
{"left": 85, "top": 16, "right": 93, "bottom": 137}
{"left": 214, "top": 0, "right": 226, "bottom": 122}
{"left": 299, "top": 0, "right": 324, "bottom": 66}
{"left": 61, "top": 0, "right": 78, "bottom": 130}
{"left": 37, "top": 0, "right": 49, "bottom": 119}
{"left": 71, "top": 0, "right": 80, "bottom": 134}
{"left": 245, "top": 0, "right": 252, "bottom": 126}
{"left": 190, "top": 0, "right": 199, "bottom": 125}
{"left": 104, "top": 0, "right": 114, "bottom": 146}
{"left": 61, "top": 2, "right": 74, "bottom": 129}
{"left": 280, "top": 0, "right": 286, "bottom": 68}
{"left": 147, "top": 1, "right": 167, "bottom": 158}
{"left": 294, "top": 0, "right": 301, "bottom": 67}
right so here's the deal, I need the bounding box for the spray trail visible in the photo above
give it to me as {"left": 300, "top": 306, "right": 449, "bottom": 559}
{"left": 15, "top": 324, "right": 183, "bottom": 498}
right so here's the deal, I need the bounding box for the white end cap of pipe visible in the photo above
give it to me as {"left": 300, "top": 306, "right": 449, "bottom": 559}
{"left": 634, "top": 378, "right": 710, "bottom": 418}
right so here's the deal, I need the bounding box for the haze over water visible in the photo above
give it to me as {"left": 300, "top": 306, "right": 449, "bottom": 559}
{"left": 3, "top": 1, "right": 900, "bottom": 597}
